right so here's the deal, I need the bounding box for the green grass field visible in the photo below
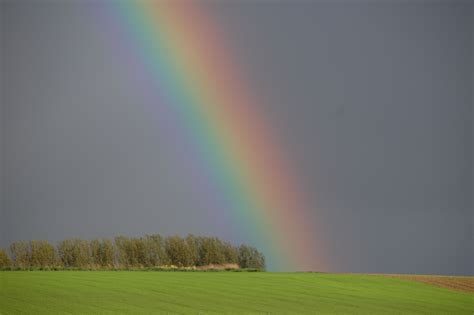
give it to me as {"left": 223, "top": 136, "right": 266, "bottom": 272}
{"left": 0, "top": 271, "right": 473, "bottom": 314}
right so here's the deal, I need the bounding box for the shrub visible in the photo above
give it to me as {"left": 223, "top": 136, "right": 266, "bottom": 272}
{"left": 238, "top": 245, "right": 265, "bottom": 271}
{"left": 90, "top": 239, "right": 115, "bottom": 267}
{"left": 30, "top": 240, "right": 56, "bottom": 268}
{"left": 144, "top": 234, "right": 168, "bottom": 267}
{"left": 10, "top": 241, "right": 30, "bottom": 268}
{"left": 57, "top": 239, "right": 90, "bottom": 268}
{"left": 0, "top": 248, "right": 11, "bottom": 268}
{"left": 165, "top": 235, "right": 192, "bottom": 267}
{"left": 6, "top": 234, "right": 266, "bottom": 271}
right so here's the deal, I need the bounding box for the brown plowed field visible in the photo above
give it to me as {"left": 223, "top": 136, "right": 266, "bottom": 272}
{"left": 381, "top": 274, "right": 474, "bottom": 293}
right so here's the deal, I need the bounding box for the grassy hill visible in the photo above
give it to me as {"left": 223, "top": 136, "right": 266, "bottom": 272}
{"left": 0, "top": 271, "right": 473, "bottom": 314}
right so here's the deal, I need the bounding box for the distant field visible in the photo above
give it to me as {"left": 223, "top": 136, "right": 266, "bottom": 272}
{"left": 1, "top": 272, "right": 473, "bottom": 314}
{"left": 381, "top": 274, "right": 474, "bottom": 293}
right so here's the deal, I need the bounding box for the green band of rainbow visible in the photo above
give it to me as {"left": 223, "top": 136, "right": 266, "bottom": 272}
{"left": 109, "top": 1, "right": 327, "bottom": 271}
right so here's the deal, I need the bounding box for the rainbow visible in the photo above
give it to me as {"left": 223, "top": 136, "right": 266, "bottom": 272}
{"left": 104, "top": 1, "right": 327, "bottom": 271}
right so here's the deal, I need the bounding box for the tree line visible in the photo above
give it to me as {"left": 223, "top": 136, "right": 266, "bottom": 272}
{"left": 0, "top": 234, "right": 265, "bottom": 271}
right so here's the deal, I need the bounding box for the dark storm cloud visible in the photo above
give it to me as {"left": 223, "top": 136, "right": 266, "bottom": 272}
{"left": 1, "top": 1, "right": 472, "bottom": 274}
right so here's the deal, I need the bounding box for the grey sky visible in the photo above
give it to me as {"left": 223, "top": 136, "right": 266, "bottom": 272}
{"left": 1, "top": 1, "right": 473, "bottom": 274}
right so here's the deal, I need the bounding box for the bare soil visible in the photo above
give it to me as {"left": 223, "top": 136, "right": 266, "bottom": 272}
{"left": 381, "top": 274, "right": 474, "bottom": 293}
